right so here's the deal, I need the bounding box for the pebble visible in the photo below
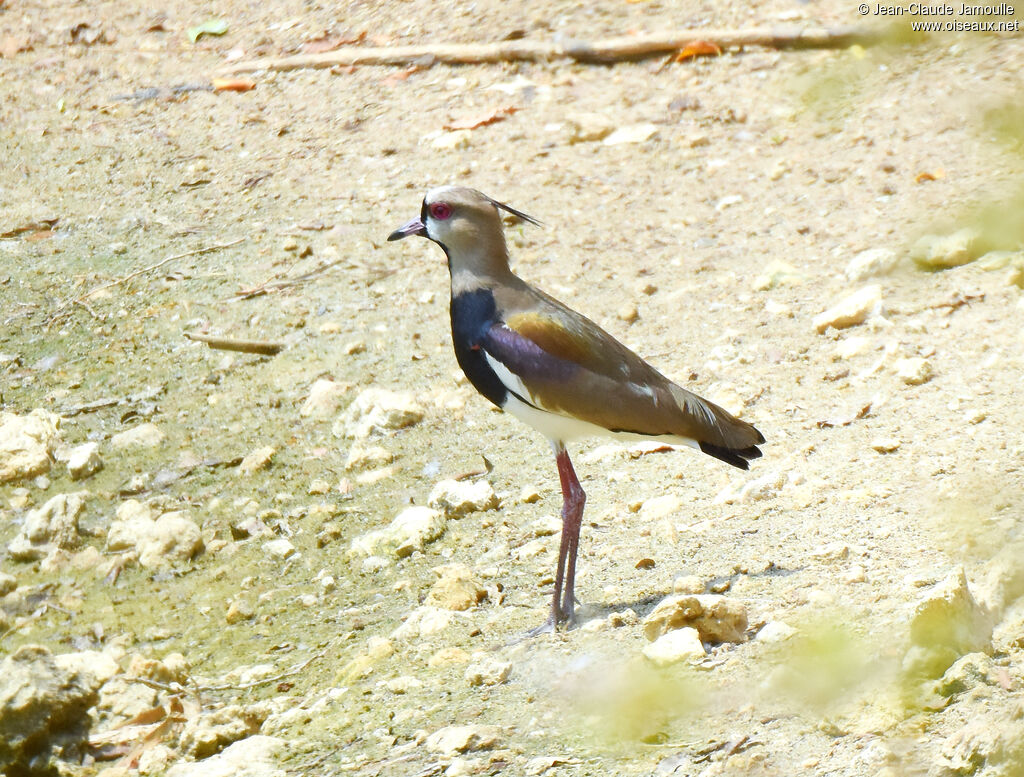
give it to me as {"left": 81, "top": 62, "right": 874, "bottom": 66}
{"left": 642, "top": 594, "right": 748, "bottom": 643}
{"left": 333, "top": 388, "right": 424, "bottom": 439}
{"left": 756, "top": 620, "right": 797, "bottom": 643}
{"left": 895, "top": 357, "right": 933, "bottom": 385}
{"left": 391, "top": 606, "right": 455, "bottom": 640}
{"left": 0, "top": 409, "right": 62, "bottom": 483}
{"left": 386, "top": 675, "right": 423, "bottom": 694}
{"left": 432, "top": 130, "right": 472, "bottom": 150}
{"left": 752, "top": 259, "right": 803, "bottom": 291}
{"left": 845, "top": 248, "right": 898, "bottom": 282}
{"left": 345, "top": 444, "right": 394, "bottom": 471}
{"left": 638, "top": 494, "right": 683, "bottom": 521}
{"left": 300, "top": 378, "right": 349, "bottom": 417}
{"left": 617, "top": 302, "right": 639, "bottom": 323}
{"left": 518, "top": 485, "right": 541, "bottom": 504}
{"left": 465, "top": 657, "right": 512, "bottom": 686}
{"left": 8, "top": 491, "right": 88, "bottom": 562}
{"left": 66, "top": 442, "right": 102, "bottom": 480}
{"left": 106, "top": 499, "right": 204, "bottom": 569}
{"left": 263, "top": 538, "right": 295, "bottom": 559}
{"left": 225, "top": 600, "right": 255, "bottom": 624}
{"left": 905, "top": 566, "right": 992, "bottom": 679}
{"left": 871, "top": 437, "right": 901, "bottom": 453}
{"left": 239, "top": 446, "right": 276, "bottom": 474}
{"left": 813, "top": 285, "right": 883, "bottom": 333}
{"left": 428, "top": 479, "right": 499, "bottom": 517}
{"left": 428, "top": 647, "right": 471, "bottom": 667}
{"left": 565, "top": 112, "right": 614, "bottom": 144}
{"left": 347, "top": 506, "right": 446, "bottom": 559}
{"left": 426, "top": 725, "right": 502, "bottom": 756}
{"left": 833, "top": 336, "right": 872, "bottom": 360}
{"left": 530, "top": 515, "right": 562, "bottom": 537}
{"left": 424, "top": 563, "right": 488, "bottom": 611}
{"left": 672, "top": 575, "right": 705, "bottom": 595}
{"left": 110, "top": 422, "right": 165, "bottom": 449}
{"left": 934, "top": 652, "right": 996, "bottom": 697}
{"left": 642, "top": 626, "right": 706, "bottom": 666}
{"left": 603, "top": 123, "right": 659, "bottom": 145}
{"left": 165, "top": 735, "right": 285, "bottom": 777}
{"left": 318, "top": 321, "right": 342, "bottom": 334}
{"left": 911, "top": 228, "right": 984, "bottom": 270}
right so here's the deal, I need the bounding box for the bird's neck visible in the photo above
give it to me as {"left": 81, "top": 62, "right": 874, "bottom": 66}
{"left": 447, "top": 245, "right": 518, "bottom": 295}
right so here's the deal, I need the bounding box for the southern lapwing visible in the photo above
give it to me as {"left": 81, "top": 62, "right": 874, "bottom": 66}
{"left": 388, "top": 186, "right": 764, "bottom": 633}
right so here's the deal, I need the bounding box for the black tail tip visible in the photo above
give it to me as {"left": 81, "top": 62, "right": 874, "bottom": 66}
{"left": 699, "top": 441, "right": 763, "bottom": 470}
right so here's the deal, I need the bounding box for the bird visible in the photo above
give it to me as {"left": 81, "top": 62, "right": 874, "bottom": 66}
{"left": 388, "top": 186, "right": 764, "bottom": 634}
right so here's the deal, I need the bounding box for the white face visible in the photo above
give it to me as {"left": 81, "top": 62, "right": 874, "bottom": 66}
{"left": 422, "top": 186, "right": 462, "bottom": 245}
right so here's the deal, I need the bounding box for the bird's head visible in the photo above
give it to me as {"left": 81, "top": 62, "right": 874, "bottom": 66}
{"left": 388, "top": 186, "right": 540, "bottom": 278}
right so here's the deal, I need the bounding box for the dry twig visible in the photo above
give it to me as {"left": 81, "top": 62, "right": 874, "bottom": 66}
{"left": 183, "top": 332, "right": 286, "bottom": 355}
{"left": 220, "top": 26, "right": 876, "bottom": 74}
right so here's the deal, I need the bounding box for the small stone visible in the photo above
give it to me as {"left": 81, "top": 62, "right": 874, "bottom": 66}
{"left": 764, "top": 299, "right": 792, "bottom": 316}
{"left": 66, "top": 442, "right": 102, "bottom": 480}
{"left": 0, "top": 572, "right": 15, "bottom": 596}
{"left": 518, "top": 485, "right": 541, "bottom": 504}
{"left": 603, "top": 123, "right": 659, "bottom": 145}
{"left": 565, "top": 113, "right": 615, "bottom": 144}
{"left": 911, "top": 228, "right": 985, "bottom": 270}
{"left": 844, "top": 565, "right": 867, "bottom": 583}
{"left": 813, "top": 285, "right": 883, "bottom": 333}
{"left": 333, "top": 388, "right": 424, "bottom": 439}
{"left": 845, "top": 248, "right": 898, "bottom": 282}
{"left": 425, "top": 725, "right": 501, "bottom": 756}
{"left": 263, "top": 538, "right": 295, "bottom": 559}
{"left": 300, "top": 379, "right": 349, "bottom": 417}
{"left": 642, "top": 594, "right": 748, "bottom": 643}
{"left": 530, "top": 515, "right": 562, "bottom": 537}
{"left": 833, "top": 336, "right": 872, "bottom": 360}
{"left": 715, "top": 194, "right": 743, "bottom": 211}
{"left": 10, "top": 491, "right": 87, "bottom": 561}
{"left": 225, "top": 600, "right": 255, "bottom": 624}
{"left": 465, "top": 657, "right": 512, "bottom": 686}
{"left": 344, "top": 340, "right": 366, "bottom": 355}
{"left": 905, "top": 566, "right": 992, "bottom": 679}
{"left": 348, "top": 506, "right": 447, "bottom": 559}
{"left": 425, "top": 564, "right": 487, "bottom": 611}
{"left": 643, "top": 627, "right": 706, "bottom": 666}
{"left": 239, "top": 446, "right": 275, "bottom": 474}
{"left": 165, "top": 735, "right": 284, "bottom": 777}
{"left": 386, "top": 675, "right": 423, "bottom": 694}
{"left": 428, "top": 647, "right": 471, "bottom": 667}
{"left": 672, "top": 575, "right": 705, "bottom": 594}
{"left": 391, "top": 606, "right": 455, "bottom": 640}
{"left": 345, "top": 444, "right": 394, "bottom": 471}
{"left": 308, "top": 479, "right": 331, "bottom": 495}
{"left": 871, "top": 437, "right": 901, "bottom": 453}
{"left": 0, "top": 409, "right": 62, "bottom": 483}
{"left": 895, "top": 357, "right": 933, "bottom": 385}
{"left": 428, "top": 479, "right": 499, "bottom": 517}
{"left": 110, "top": 422, "right": 164, "bottom": 449}
{"left": 639, "top": 494, "right": 683, "bottom": 521}
{"left": 106, "top": 500, "right": 204, "bottom": 569}
{"left": 318, "top": 321, "right": 342, "bottom": 334}
{"left": 432, "top": 130, "right": 472, "bottom": 150}
{"left": 617, "top": 302, "right": 639, "bottom": 323}
{"left": 752, "top": 260, "right": 803, "bottom": 291}
{"left": 935, "top": 652, "right": 996, "bottom": 697}
{"left": 756, "top": 620, "right": 797, "bottom": 643}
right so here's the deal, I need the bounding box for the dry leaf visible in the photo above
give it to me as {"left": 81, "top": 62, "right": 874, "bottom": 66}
{"left": 300, "top": 30, "right": 365, "bottom": 54}
{"left": 212, "top": 77, "right": 255, "bottom": 92}
{"left": 380, "top": 65, "right": 420, "bottom": 86}
{"left": 443, "top": 105, "right": 519, "bottom": 131}
{"left": 675, "top": 39, "right": 721, "bottom": 62}
{"left": 915, "top": 168, "right": 946, "bottom": 183}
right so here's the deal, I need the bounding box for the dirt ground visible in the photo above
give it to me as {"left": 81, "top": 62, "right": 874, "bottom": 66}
{"left": 3, "top": 0, "right": 1024, "bottom": 775}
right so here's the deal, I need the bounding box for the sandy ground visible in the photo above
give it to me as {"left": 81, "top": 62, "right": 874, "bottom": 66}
{"left": 2, "top": 1, "right": 1024, "bottom": 775}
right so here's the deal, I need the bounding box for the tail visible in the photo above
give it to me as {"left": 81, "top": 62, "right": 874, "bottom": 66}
{"left": 668, "top": 384, "right": 765, "bottom": 470}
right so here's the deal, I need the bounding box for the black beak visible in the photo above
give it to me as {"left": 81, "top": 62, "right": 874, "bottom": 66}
{"left": 387, "top": 217, "right": 428, "bottom": 241}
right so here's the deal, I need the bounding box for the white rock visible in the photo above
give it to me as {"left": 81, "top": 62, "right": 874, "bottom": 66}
{"left": 0, "top": 409, "right": 61, "bottom": 483}
{"left": 54, "top": 650, "right": 121, "bottom": 685}
{"left": 603, "top": 123, "right": 659, "bottom": 145}
{"left": 348, "top": 506, "right": 446, "bottom": 559}
{"left": 165, "top": 735, "right": 286, "bottom": 777}
{"left": 263, "top": 538, "right": 295, "bottom": 559}
{"left": 425, "top": 563, "right": 487, "bottom": 611}
{"left": 110, "top": 422, "right": 165, "bottom": 449}
{"left": 714, "top": 469, "right": 785, "bottom": 505}
{"left": 432, "top": 130, "right": 472, "bottom": 150}
{"left": 911, "top": 228, "right": 984, "bottom": 270}
{"left": 106, "top": 500, "right": 204, "bottom": 568}
{"left": 66, "top": 442, "right": 102, "bottom": 480}
{"left": 333, "top": 389, "right": 424, "bottom": 439}
{"left": 300, "top": 379, "right": 348, "bottom": 417}
{"left": 845, "top": 248, "right": 898, "bottom": 281}
{"left": 344, "top": 444, "right": 393, "bottom": 471}
{"left": 895, "top": 357, "right": 933, "bottom": 385}
{"left": 9, "top": 491, "right": 88, "bottom": 561}
{"left": 756, "top": 620, "right": 797, "bottom": 643}
{"left": 565, "top": 112, "right": 614, "bottom": 144}
{"left": 239, "top": 446, "right": 275, "bottom": 474}
{"left": 530, "top": 515, "right": 561, "bottom": 537}
{"left": 391, "top": 606, "right": 456, "bottom": 640}
{"left": 642, "top": 627, "right": 705, "bottom": 665}
{"left": 428, "top": 479, "right": 499, "bottom": 517}
{"left": 752, "top": 259, "right": 803, "bottom": 291}
{"left": 638, "top": 494, "right": 683, "bottom": 521}
{"left": 426, "top": 725, "right": 501, "bottom": 756}
{"left": 833, "top": 336, "right": 872, "bottom": 360}
{"left": 813, "top": 285, "right": 883, "bottom": 333}
{"left": 642, "top": 594, "right": 748, "bottom": 643}
{"left": 465, "top": 657, "right": 512, "bottom": 686}
{"left": 386, "top": 675, "right": 423, "bottom": 693}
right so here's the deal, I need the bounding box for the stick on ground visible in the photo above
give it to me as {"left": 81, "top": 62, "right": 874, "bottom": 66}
{"left": 183, "top": 332, "right": 286, "bottom": 355}
{"left": 219, "top": 26, "right": 877, "bottom": 74}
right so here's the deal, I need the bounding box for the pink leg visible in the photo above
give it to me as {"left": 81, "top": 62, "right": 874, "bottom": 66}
{"left": 552, "top": 442, "right": 586, "bottom": 627}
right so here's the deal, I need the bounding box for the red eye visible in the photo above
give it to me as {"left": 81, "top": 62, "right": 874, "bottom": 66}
{"left": 429, "top": 202, "right": 452, "bottom": 220}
